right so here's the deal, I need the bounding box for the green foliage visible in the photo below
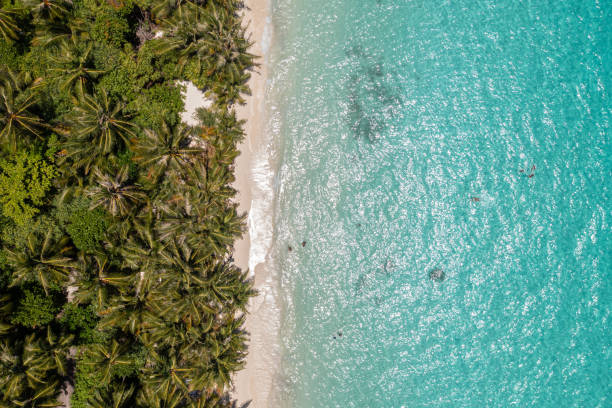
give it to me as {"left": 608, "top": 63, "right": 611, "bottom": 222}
{"left": 60, "top": 303, "right": 103, "bottom": 343}
{"left": 91, "top": 9, "right": 131, "bottom": 48}
{"left": 18, "top": 44, "right": 51, "bottom": 79}
{"left": 0, "top": 40, "right": 19, "bottom": 69}
{"left": 97, "top": 52, "right": 139, "bottom": 102}
{"left": 1, "top": 213, "right": 63, "bottom": 251}
{"left": 116, "top": 148, "right": 139, "bottom": 179}
{"left": 59, "top": 198, "right": 109, "bottom": 252}
{"left": 131, "top": 82, "right": 184, "bottom": 130}
{"left": 11, "top": 286, "right": 61, "bottom": 328}
{"left": 0, "top": 150, "right": 56, "bottom": 225}
{"left": 71, "top": 359, "right": 104, "bottom": 408}
{"left": 137, "top": 39, "right": 180, "bottom": 82}
{"left": 0, "top": 0, "right": 256, "bottom": 405}
{"left": 111, "top": 345, "right": 146, "bottom": 379}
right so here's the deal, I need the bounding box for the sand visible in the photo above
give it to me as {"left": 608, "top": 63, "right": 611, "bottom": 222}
{"left": 231, "top": 0, "right": 280, "bottom": 406}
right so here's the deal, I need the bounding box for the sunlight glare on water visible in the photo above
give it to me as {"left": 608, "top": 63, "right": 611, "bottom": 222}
{"left": 266, "top": 0, "right": 611, "bottom": 406}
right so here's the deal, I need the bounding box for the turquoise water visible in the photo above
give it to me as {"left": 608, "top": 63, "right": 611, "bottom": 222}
{"left": 268, "top": 0, "right": 611, "bottom": 406}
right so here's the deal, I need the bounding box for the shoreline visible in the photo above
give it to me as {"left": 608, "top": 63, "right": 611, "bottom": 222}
{"left": 232, "top": 0, "right": 280, "bottom": 406}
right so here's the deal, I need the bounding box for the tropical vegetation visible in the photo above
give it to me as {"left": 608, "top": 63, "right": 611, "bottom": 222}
{"left": 0, "top": 0, "right": 255, "bottom": 406}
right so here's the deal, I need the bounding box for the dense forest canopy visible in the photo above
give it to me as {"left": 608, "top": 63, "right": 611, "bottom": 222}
{"left": 0, "top": 0, "right": 256, "bottom": 406}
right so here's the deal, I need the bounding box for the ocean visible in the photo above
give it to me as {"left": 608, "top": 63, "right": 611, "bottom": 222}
{"left": 262, "top": 0, "right": 611, "bottom": 406}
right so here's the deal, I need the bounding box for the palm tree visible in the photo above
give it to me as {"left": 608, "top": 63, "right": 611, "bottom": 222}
{"left": 0, "top": 69, "right": 42, "bottom": 152}
{"left": 201, "top": 314, "right": 248, "bottom": 389}
{"left": 196, "top": 108, "right": 245, "bottom": 147}
{"left": 82, "top": 340, "right": 133, "bottom": 385}
{"left": 151, "top": 0, "right": 190, "bottom": 20}
{"left": 203, "top": 262, "right": 253, "bottom": 312}
{"left": 49, "top": 38, "right": 104, "bottom": 97}
{"left": 98, "top": 281, "right": 169, "bottom": 336}
{"left": 156, "top": 3, "right": 255, "bottom": 104}
{"left": 154, "top": 162, "right": 244, "bottom": 263}
{"left": 0, "top": 328, "right": 72, "bottom": 407}
{"left": 87, "top": 384, "right": 135, "bottom": 408}
{"left": 63, "top": 91, "right": 135, "bottom": 174}
{"left": 32, "top": 16, "right": 89, "bottom": 47}
{"left": 0, "top": 9, "right": 18, "bottom": 42}
{"left": 87, "top": 166, "right": 147, "bottom": 217}
{"left": 135, "top": 379, "right": 184, "bottom": 408}
{"left": 132, "top": 122, "right": 204, "bottom": 183}
{"left": 24, "top": 0, "right": 70, "bottom": 21}
{"left": 120, "top": 214, "right": 165, "bottom": 271}
{"left": 162, "top": 284, "right": 216, "bottom": 333}
{"left": 74, "top": 254, "right": 131, "bottom": 310}
{"left": 139, "top": 354, "right": 194, "bottom": 399}
{"left": 158, "top": 239, "right": 209, "bottom": 289}
{"left": 6, "top": 230, "right": 74, "bottom": 295}
{"left": 0, "top": 294, "right": 14, "bottom": 336}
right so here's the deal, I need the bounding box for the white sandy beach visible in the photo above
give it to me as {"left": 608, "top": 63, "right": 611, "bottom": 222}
{"left": 232, "top": 0, "right": 280, "bottom": 406}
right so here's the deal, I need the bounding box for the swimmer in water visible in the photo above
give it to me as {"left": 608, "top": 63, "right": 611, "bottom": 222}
{"left": 471, "top": 197, "right": 480, "bottom": 202}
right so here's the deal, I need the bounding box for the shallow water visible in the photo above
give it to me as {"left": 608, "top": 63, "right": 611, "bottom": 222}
{"left": 266, "top": 0, "right": 611, "bottom": 406}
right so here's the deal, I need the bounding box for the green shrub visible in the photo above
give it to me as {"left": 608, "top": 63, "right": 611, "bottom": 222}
{"left": 137, "top": 40, "right": 180, "bottom": 83}
{"left": 131, "top": 83, "right": 184, "bottom": 130}
{"left": 97, "top": 52, "right": 139, "bottom": 102}
{"left": 1, "top": 214, "right": 63, "bottom": 251}
{"left": 71, "top": 360, "right": 104, "bottom": 408}
{"left": 60, "top": 303, "right": 102, "bottom": 344}
{"left": 91, "top": 10, "right": 130, "bottom": 48}
{"left": 19, "top": 44, "right": 51, "bottom": 79}
{"left": 56, "top": 197, "right": 108, "bottom": 252}
{"left": 11, "top": 287, "right": 61, "bottom": 328}
{"left": 116, "top": 148, "right": 139, "bottom": 180}
{"left": 111, "top": 345, "right": 146, "bottom": 379}
{"left": 0, "top": 39, "right": 19, "bottom": 69}
{"left": 0, "top": 151, "right": 56, "bottom": 225}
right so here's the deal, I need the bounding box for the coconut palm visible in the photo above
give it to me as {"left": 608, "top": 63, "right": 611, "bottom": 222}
{"left": 2, "top": 0, "right": 257, "bottom": 405}
{"left": 82, "top": 340, "right": 133, "bottom": 385}
{"left": 132, "top": 122, "right": 203, "bottom": 183}
{"left": 135, "top": 379, "right": 185, "bottom": 408}
{"left": 151, "top": 0, "right": 191, "bottom": 20}
{"left": 203, "top": 262, "right": 253, "bottom": 312}
{"left": 98, "top": 281, "right": 170, "bottom": 336}
{"left": 0, "top": 70, "right": 42, "bottom": 152}
{"left": 0, "top": 294, "right": 14, "bottom": 336}
{"left": 74, "top": 254, "right": 131, "bottom": 309}
{"left": 0, "top": 328, "right": 72, "bottom": 407}
{"left": 162, "top": 284, "right": 216, "bottom": 333}
{"left": 139, "top": 354, "right": 194, "bottom": 398}
{"left": 202, "top": 314, "right": 247, "bottom": 388}
{"left": 156, "top": 3, "right": 255, "bottom": 104}
{"left": 0, "top": 9, "right": 18, "bottom": 42}
{"left": 6, "top": 230, "right": 74, "bottom": 295}
{"left": 49, "top": 38, "right": 104, "bottom": 96}
{"left": 87, "top": 166, "right": 147, "bottom": 217}
{"left": 24, "top": 0, "right": 70, "bottom": 21}
{"left": 32, "top": 17, "right": 89, "bottom": 47}
{"left": 88, "top": 384, "right": 135, "bottom": 408}
{"left": 158, "top": 239, "right": 209, "bottom": 288}
{"left": 155, "top": 162, "right": 244, "bottom": 263}
{"left": 120, "top": 215, "right": 165, "bottom": 271}
{"left": 63, "top": 91, "right": 135, "bottom": 174}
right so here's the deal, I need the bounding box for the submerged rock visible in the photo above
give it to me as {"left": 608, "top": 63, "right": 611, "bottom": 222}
{"left": 428, "top": 268, "right": 446, "bottom": 282}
